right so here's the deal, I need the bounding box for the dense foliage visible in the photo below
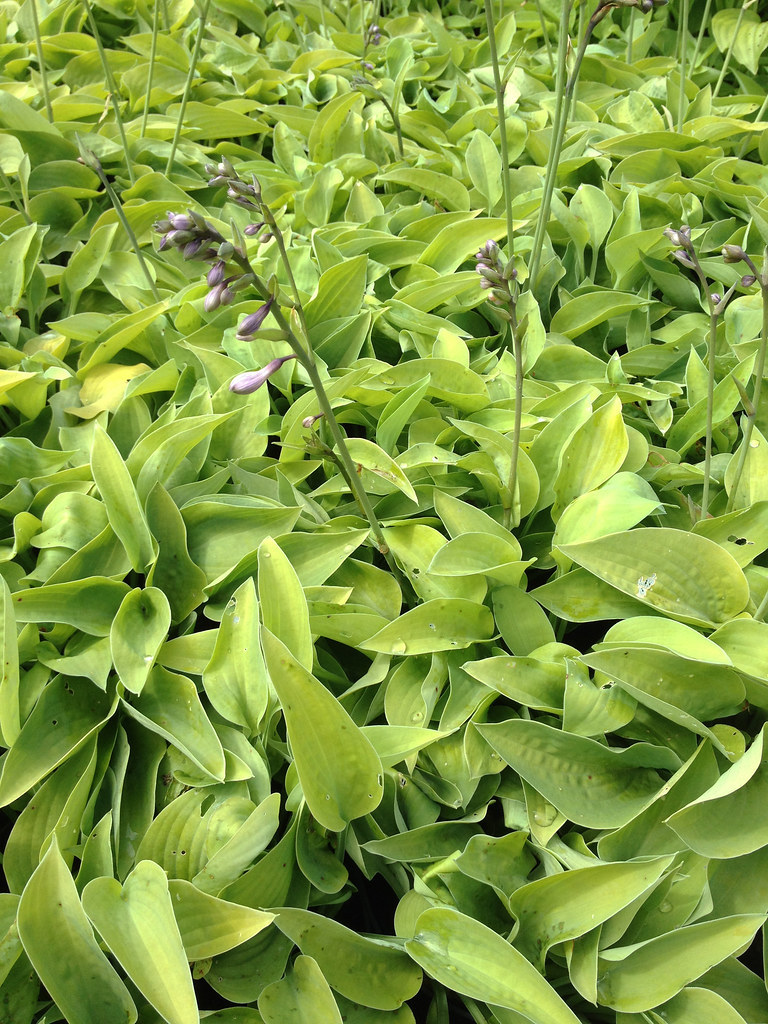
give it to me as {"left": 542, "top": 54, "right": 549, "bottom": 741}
{"left": 2, "top": 0, "right": 768, "bottom": 1021}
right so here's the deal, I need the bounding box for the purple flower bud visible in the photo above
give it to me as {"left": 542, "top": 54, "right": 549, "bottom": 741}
{"left": 220, "top": 286, "right": 236, "bottom": 306}
{"left": 244, "top": 222, "right": 265, "bottom": 236}
{"left": 711, "top": 292, "right": 722, "bottom": 306}
{"left": 167, "top": 212, "right": 196, "bottom": 232}
{"left": 229, "top": 354, "right": 297, "bottom": 395}
{"left": 673, "top": 249, "right": 695, "bottom": 269}
{"left": 207, "top": 260, "right": 226, "bottom": 287}
{"left": 302, "top": 413, "right": 324, "bottom": 428}
{"left": 236, "top": 298, "right": 275, "bottom": 339}
{"left": 479, "top": 278, "right": 493, "bottom": 289}
{"left": 742, "top": 274, "right": 757, "bottom": 287}
{"left": 362, "top": 60, "right": 375, "bottom": 70}
{"left": 183, "top": 239, "right": 204, "bottom": 260}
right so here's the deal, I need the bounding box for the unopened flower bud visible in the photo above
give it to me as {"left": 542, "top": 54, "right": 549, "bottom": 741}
{"left": 673, "top": 249, "right": 695, "bottom": 269}
{"left": 236, "top": 298, "right": 275, "bottom": 339}
{"left": 244, "top": 222, "right": 265, "bottom": 236}
{"left": 220, "top": 285, "right": 236, "bottom": 306}
{"left": 302, "top": 413, "right": 324, "bottom": 428}
{"left": 183, "top": 239, "right": 204, "bottom": 260}
{"left": 218, "top": 241, "right": 235, "bottom": 259}
{"left": 229, "top": 354, "right": 297, "bottom": 395}
{"left": 722, "top": 244, "right": 748, "bottom": 264}
{"left": 205, "top": 282, "right": 226, "bottom": 312}
{"left": 167, "top": 212, "right": 196, "bottom": 231}
{"left": 741, "top": 274, "right": 757, "bottom": 287}
{"left": 711, "top": 292, "right": 722, "bottom": 306}
{"left": 207, "top": 260, "right": 226, "bottom": 287}
{"left": 217, "top": 157, "right": 236, "bottom": 177}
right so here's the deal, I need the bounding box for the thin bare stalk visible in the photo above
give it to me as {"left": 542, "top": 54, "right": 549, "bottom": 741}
{"left": 140, "top": 0, "right": 161, "bottom": 138}
{"left": 484, "top": 0, "right": 514, "bottom": 259}
{"left": 224, "top": 204, "right": 402, "bottom": 573}
{"left": 82, "top": 0, "right": 135, "bottom": 184}
{"left": 165, "top": 0, "right": 212, "bottom": 175}
{"left": 0, "top": 168, "right": 32, "bottom": 225}
{"left": 527, "top": 0, "right": 572, "bottom": 289}
{"left": 80, "top": 144, "right": 160, "bottom": 301}
{"left": 534, "top": 0, "right": 554, "bottom": 71}
{"left": 626, "top": 6, "right": 636, "bottom": 63}
{"left": 690, "top": 0, "right": 713, "bottom": 70}
{"left": 737, "top": 91, "right": 768, "bottom": 159}
{"left": 713, "top": 0, "right": 755, "bottom": 99}
{"left": 677, "top": 0, "right": 689, "bottom": 131}
{"left": 30, "top": 0, "right": 53, "bottom": 122}
{"left": 727, "top": 249, "right": 768, "bottom": 509}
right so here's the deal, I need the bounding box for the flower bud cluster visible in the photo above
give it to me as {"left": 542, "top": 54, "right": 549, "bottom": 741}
{"left": 365, "top": 23, "right": 381, "bottom": 46}
{"left": 153, "top": 209, "right": 220, "bottom": 261}
{"left": 476, "top": 240, "right": 518, "bottom": 311}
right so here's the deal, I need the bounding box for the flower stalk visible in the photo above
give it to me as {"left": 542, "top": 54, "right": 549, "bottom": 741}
{"left": 157, "top": 165, "right": 402, "bottom": 578}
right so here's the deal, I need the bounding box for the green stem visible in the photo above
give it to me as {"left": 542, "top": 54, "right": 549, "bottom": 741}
{"left": 738, "top": 90, "right": 768, "bottom": 159}
{"left": 677, "top": 0, "right": 689, "bottom": 131}
{"left": 534, "top": 0, "right": 554, "bottom": 72}
{"left": 484, "top": 0, "right": 514, "bottom": 258}
{"left": 527, "top": 0, "right": 573, "bottom": 290}
{"left": 687, "top": 251, "right": 717, "bottom": 521}
{"left": 755, "top": 584, "right": 768, "bottom": 622}
{"left": 140, "top": 0, "right": 161, "bottom": 138}
{"left": 82, "top": 0, "right": 135, "bottom": 184}
{"left": 0, "top": 168, "right": 32, "bottom": 225}
{"left": 690, "top": 0, "right": 713, "bottom": 70}
{"left": 230, "top": 236, "right": 400, "bottom": 576}
{"left": 30, "top": 0, "right": 53, "bottom": 122}
{"left": 727, "top": 253, "right": 768, "bottom": 510}
{"left": 713, "top": 0, "right": 754, "bottom": 99}
{"left": 90, "top": 155, "right": 161, "bottom": 300}
{"left": 626, "top": 7, "right": 635, "bottom": 64}
{"left": 165, "top": 0, "right": 212, "bottom": 176}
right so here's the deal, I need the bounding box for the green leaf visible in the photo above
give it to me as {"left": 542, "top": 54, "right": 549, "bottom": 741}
{"left": 18, "top": 838, "right": 136, "bottom": 1024}
{"left": 665, "top": 724, "right": 768, "bottom": 857}
{"left": 549, "top": 290, "right": 650, "bottom": 339}
{"left": 0, "top": 678, "right": 115, "bottom": 808}
{"left": 466, "top": 130, "right": 503, "bottom": 208}
{"left": 305, "top": 254, "right": 368, "bottom": 328}
{"left": 203, "top": 577, "right": 268, "bottom": 733}
{"left": 11, "top": 577, "right": 130, "bottom": 636}
{"left": 558, "top": 528, "right": 749, "bottom": 627}
{"left": 0, "top": 575, "right": 20, "bottom": 746}
{"left": 406, "top": 907, "right": 581, "bottom": 1023}
{"left": 259, "top": 955, "right": 342, "bottom": 1023}
{"left": 274, "top": 908, "right": 422, "bottom": 1010}
{"left": 344, "top": 437, "right": 418, "bottom": 503}
{"left": 4, "top": 742, "right": 97, "bottom": 893}
{"left": 361, "top": 599, "right": 494, "bottom": 655}
{"left": 91, "top": 423, "right": 155, "bottom": 572}
{"left": 552, "top": 397, "right": 629, "bottom": 521}
{"left": 262, "top": 630, "right": 383, "bottom": 831}
{"left": 258, "top": 537, "right": 313, "bottom": 671}
{"left": 168, "top": 879, "right": 273, "bottom": 959}
{"left": 145, "top": 483, "right": 208, "bottom": 622}
{"left": 110, "top": 587, "right": 171, "bottom": 695}
{"left": 596, "top": 915, "right": 765, "bottom": 1012}
{"left": 123, "top": 666, "right": 226, "bottom": 782}
{"left": 82, "top": 860, "right": 198, "bottom": 1024}
{"left": 507, "top": 856, "right": 674, "bottom": 969}
{"left": 476, "top": 719, "right": 669, "bottom": 828}
{"left": 378, "top": 167, "right": 470, "bottom": 212}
